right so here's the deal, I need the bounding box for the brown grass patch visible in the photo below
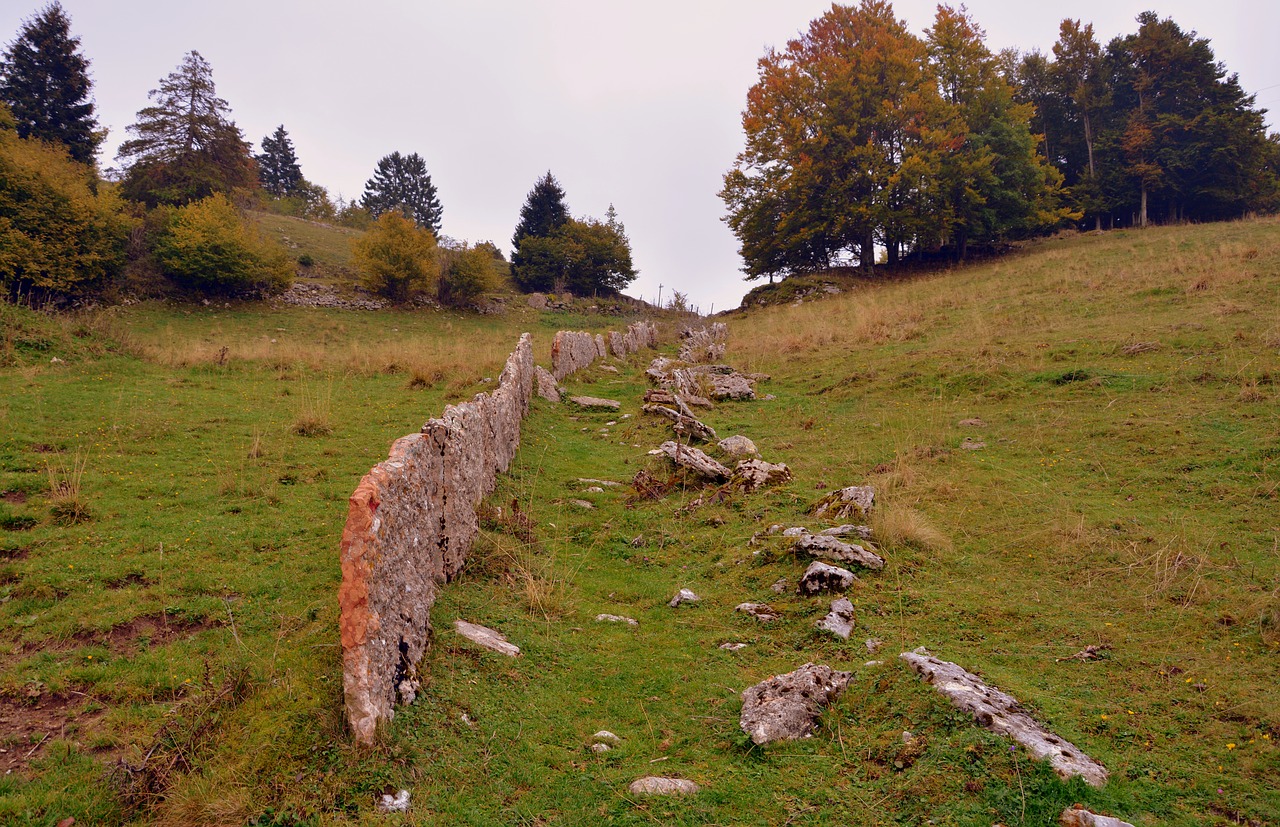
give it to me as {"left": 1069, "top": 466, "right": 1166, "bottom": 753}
{"left": 871, "top": 504, "right": 952, "bottom": 554}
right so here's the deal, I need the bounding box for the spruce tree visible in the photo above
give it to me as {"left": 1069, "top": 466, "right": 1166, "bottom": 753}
{"left": 257, "top": 124, "right": 303, "bottom": 197}
{"left": 116, "top": 51, "right": 256, "bottom": 207}
{"left": 0, "top": 2, "right": 100, "bottom": 163}
{"left": 360, "top": 151, "right": 442, "bottom": 235}
{"left": 510, "top": 171, "right": 569, "bottom": 290}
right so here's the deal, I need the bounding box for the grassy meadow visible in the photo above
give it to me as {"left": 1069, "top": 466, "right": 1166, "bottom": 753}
{"left": 1, "top": 217, "right": 1278, "bottom": 825}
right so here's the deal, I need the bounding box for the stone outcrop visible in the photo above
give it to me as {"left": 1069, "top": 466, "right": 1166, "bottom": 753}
{"left": 668, "top": 588, "right": 700, "bottom": 607}
{"left": 797, "top": 562, "right": 856, "bottom": 595}
{"left": 900, "top": 650, "right": 1110, "bottom": 787}
{"left": 814, "top": 485, "right": 875, "bottom": 520}
{"left": 739, "top": 663, "right": 852, "bottom": 745}
{"left": 678, "top": 323, "right": 727, "bottom": 363}
{"left": 1060, "top": 806, "right": 1135, "bottom": 827}
{"left": 735, "top": 602, "right": 780, "bottom": 622}
{"left": 795, "top": 533, "right": 885, "bottom": 571}
{"left": 732, "top": 459, "right": 792, "bottom": 492}
{"left": 649, "top": 441, "right": 731, "bottom": 481}
{"left": 339, "top": 334, "right": 534, "bottom": 744}
{"left": 717, "top": 435, "right": 758, "bottom": 457}
{"left": 816, "top": 597, "right": 856, "bottom": 639}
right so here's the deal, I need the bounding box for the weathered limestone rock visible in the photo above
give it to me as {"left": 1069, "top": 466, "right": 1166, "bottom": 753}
{"left": 733, "top": 459, "right": 792, "bottom": 492}
{"left": 454, "top": 620, "right": 520, "bottom": 657}
{"left": 551, "top": 330, "right": 599, "bottom": 380}
{"left": 1059, "top": 806, "right": 1135, "bottom": 827}
{"left": 569, "top": 395, "right": 621, "bottom": 411}
{"left": 534, "top": 365, "right": 561, "bottom": 402}
{"left": 678, "top": 323, "right": 728, "bottom": 363}
{"left": 340, "top": 334, "right": 534, "bottom": 744}
{"left": 669, "top": 365, "right": 756, "bottom": 401}
{"left": 595, "top": 333, "right": 608, "bottom": 358}
{"left": 814, "top": 485, "right": 875, "bottom": 520}
{"left": 377, "top": 789, "right": 412, "bottom": 813}
{"left": 720, "top": 642, "right": 748, "bottom": 651}
{"left": 649, "top": 441, "right": 731, "bottom": 481}
{"left": 668, "top": 588, "right": 700, "bottom": 607}
{"left": 608, "top": 330, "right": 626, "bottom": 358}
{"left": 820, "top": 524, "right": 874, "bottom": 541}
{"left": 643, "top": 388, "right": 677, "bottom": 406}
{"left": 816, "top": 597, "right": 856, "bottom": 639}
{"left": 735, "top": 602, "right": 780, "bottom": 622}
{"left": 628, "top": 777, "right": 700, "bottom": 796}
{"left": 717, "top": 435, "right": 758, "bottom": 457}
{"left": 527, "top": 293, "right": 547, "bottom": 309}
{"left": 596, "top": 613, "right": 638, "bottom": 626}
{"left": 577, "top": 477, "right": 621, "bottom": 488}
{"left": 900, "top": 650, "right": 1110, "bottom": 787}
{"left": 795, "top": 533, "right": 885, "bottom": 571}
{"left": 645, "top": 356, "right": 678, "bottom": 385}
{"left": 593, "top": 730, "right": 621, "bottom": 745}
{"left": 643, "top": 404, "right": 717, "bottom": 442}
{"left": 798, "top": 561, "right": 856, "bottom": 595}
{"left": 739, "top": 663, "right": 852, "bottom": 745}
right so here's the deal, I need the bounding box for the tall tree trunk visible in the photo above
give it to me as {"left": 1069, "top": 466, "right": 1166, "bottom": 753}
{"left": 1139, "top": 184, "right": 1148, "bottom": 228}
{"left": 860, "top": 230, "right": 875, "bottom": 269}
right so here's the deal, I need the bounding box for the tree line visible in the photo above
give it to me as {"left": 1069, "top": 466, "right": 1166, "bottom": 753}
{"left": 721, "top": 1, "right": 1279, "bottom": 281}
{"left": 0, "top": 3, "right": 636, "bottom": 304}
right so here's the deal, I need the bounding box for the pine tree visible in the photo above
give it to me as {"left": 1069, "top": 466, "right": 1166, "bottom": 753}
{"left": 116, "top": 51, "right": 256, "bottom": 207}
{"left": 257, "top": 124, "right": 302, "bottom": 197}
{"left": 360, "top": 151, "right": 442, "bottom": 234}
{"left": 510, "top": 171, "right": 569, "bottom": 289}
{"left": 0, "top": 2, "right": 100, "bottom": 163}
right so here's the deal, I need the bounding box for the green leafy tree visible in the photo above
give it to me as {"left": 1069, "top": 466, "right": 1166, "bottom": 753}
{"left": 0, "top": 2, "right": 100, "bottom": 164}
{"left": 116, "top": 51, "right": 257, "bottom": 207}
{"left": 351, "top": 211, "right": 438, "bottom": 302}
{"left": 360, "top": 151, "right": 442, "bottom": 234}
{"left": 437, "top": 242, "right": 497, "bottom": 307}
{"left": 153, "top": 193, "right": 291, "bottom": 296}
{"left": 510, "top": 171, "right": 569, "bottom": 289}
{"left": 1051, "top": 19, "right": 1111, "bottom": 227}
{"left": 510, "top": 216, "right": 636, "bottom": 295}
{"left": 0, "top": 104, "right": 127, "bottom": 297}
{"left": 256, "top": 124, "right": 303, "bottom": 197}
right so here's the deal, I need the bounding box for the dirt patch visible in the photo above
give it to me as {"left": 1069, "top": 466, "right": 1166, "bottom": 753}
{"left": 0, "top": 693, "right": 103, "bottom": 776}
{"left": 0, "top": 546, "right": 30, "bottom": 560}
{"left": 1, "top": 490, "right": 27, "bottom": 505}
{"left": 21, "top": 613, "right": 221, "bottom": 658}
{"left": 104, "top": 572, "right": 152, "bottom": 590}
{"left": 30, "top": 443, "right": 61, "bottom": 454}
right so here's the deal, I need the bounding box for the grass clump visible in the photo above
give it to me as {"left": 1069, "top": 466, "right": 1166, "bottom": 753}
{"left": 45, "top": 448, "right": 90, "bottom": 525}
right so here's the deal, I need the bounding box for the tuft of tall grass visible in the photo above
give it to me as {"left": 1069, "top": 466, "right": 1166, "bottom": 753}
{"left": 871, "top": 503, "right": 952, "bottom": 554}
{"left": 46, "top": 448, "right": 91, "bottom": 525}
{"left": 291, "top": 383, "right": 332, "bottom": 437}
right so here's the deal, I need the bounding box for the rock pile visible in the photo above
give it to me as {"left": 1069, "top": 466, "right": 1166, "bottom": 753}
{"left": 338, "top": 334, "right": 534, "bottom": 744}
{"left": 678, "top": 322, "right": 727, "bottom": 363}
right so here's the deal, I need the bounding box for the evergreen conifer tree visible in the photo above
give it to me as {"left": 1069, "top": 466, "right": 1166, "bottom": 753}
{"left": 510, "top": 171, "right": 569, "bottom": 290}
{"left": 257, "top": 124, "right": 303, "bottom": 197}
{"left": 0, "top": 2, "right": 100, "bottom": 163}
{"left": 116, "top": 51, "right": 256, "bottom": 207}
{"left": 360, "top": 151, "right": 442, "bottom": 234}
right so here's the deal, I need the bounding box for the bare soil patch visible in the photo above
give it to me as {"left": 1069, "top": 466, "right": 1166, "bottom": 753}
{"left": 0, "top": 693, "right": 103, "bottom": 776}
{"left": 1, "top": 490, "right": 27, "bottom": 505}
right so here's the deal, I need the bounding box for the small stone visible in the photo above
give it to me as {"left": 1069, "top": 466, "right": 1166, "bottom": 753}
{"left": 865, "top": 637, "right": 884, "bottom": 654}
{"left": 1059, "top": 806, "right": 1137, "bottom": 827}
{"left": 600, "top": 365, "right": 620, "bottom": 373}
{"left": 454, "top": 620, "right": 520, "bottom": 657}
{"left": 570, "top": 395, "right": 622, "bottom": 410}
{"left": 628, "top": 777, "right": 700, "bottom": 796}
{"left": 720, "top": 642, "right": 748, "bottom": 651}
{"left": 571, "top": 499, "right": 595, "bottom": 509}
{"left": 593, "top": 730, "right": 622, "bottom": 745}
{"left": 797, "top": 561, "right": 857, "bottom": 595}
{"left": 739, "top": 663, "right": 852, "bottom": 745}
{"left": 717, "top": 435, "right": 759, "bottom": 457}
{"left": 902, "top": 730, "right": 915, "bottom": 743}
{"left": 782, "top": 526, "right": 809, "bottom": 537}
{"left": 596, "top": 614, "right": 638, "bottom": 626}
{"left": 585, "top": 486, "right": 605, "bottom": 493}
{"left": 770, "top": 577, "right": 788, "bottom": 594}
{"left": 590, "top": 742, "right": 612, "bottom": 753}
{"left": 376, "top": 789, "right": 411, "bottom": 813}
{"left": 816, "top": 597, "right": 856, "bottom": 639}
{"left": 669, "top": 588, "right": 701, "bottom": 608}
{"left": 736, "top": 602, "right": 780, "bottom": 622}
{"left": 578, "top": 478, "right": 621, "bottom": 487}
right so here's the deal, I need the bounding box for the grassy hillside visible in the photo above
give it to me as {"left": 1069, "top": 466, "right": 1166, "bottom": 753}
{"left": 1, "top": 218, "right": 1277, "bottom": 825}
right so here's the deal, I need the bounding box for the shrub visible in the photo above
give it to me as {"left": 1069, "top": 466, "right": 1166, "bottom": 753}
{"left": 350, "top": 212, "right": 437, "bottom": 302}
{"left": 438, "top": 244, "right": 496, "bottom": 307}
{"left": 153, "top": 194, "right": 292, "bottom": 297}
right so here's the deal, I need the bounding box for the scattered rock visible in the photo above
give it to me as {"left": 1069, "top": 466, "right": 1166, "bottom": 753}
{"left": 739, "top": 663, "right": 852, "bottom": 745}
{"left": 593, "top": 730, "right": 621, "bottom": 745}
{"left": 628, "top": 776, "right": 700, "bottom": 796}
{"left": 527, "top": 293, "right": 547, "bottom": 309}
{"left": 717, "top": 435, "right": 759, "bottom": 457}
{"left": 668, "top": 588, "right": 701, "bottom": 608}
{"left": 570, "top": 499, "right": 595, "bottom": 509}
{"left": 643, "top": 388, "right": 678, "bottom": 406}
{"left": 570, "top": 395, "right": 621, "bottom": 410}
{"left": 453, "top": 620, "right": 521, "bottom": 657}
{"left": 599, "top": 365, "right": 620, "bottom": 373}
{"left": 643, "top": 404, "right": 717, "bottom": 442}
{"left": 782, "top": 526, "right": 809, "bottom": 538}
{"left": 678, "top": 323, "right": 728, "bottom": 363}
{"left": 736, "top": 602, "right": 780, "bottom": 622}
{"left": 819, "top": 524, "right": 874, "bottom": 541}
{"left": 958, "top": 417, "right": 986, "bottom": 427}
{"left": 770, "top": 577, "right": 789, "bottom": 594}
{"left": 534, "top": 365, "right": 561, "bottom": 402}
{"left": 795, "top": 533, "right": 884, "bottom": 571}
{"left": 578, "top": 478, "right": 621, "bottom": 488}
{"left": 585, "top": 486, "right": 605, "bottom": 493}
{"left": 591, "top": 742, "right": 612, "bottom": 753}
{"left": 596, "top": 614, "right": 638, "bottom": 626}
{"left": 960, "top": 438, "right": 986, "bottom": 451}
{"left": 813, "top": 485, "right": 875, "bottom": 520}
{"left": 720, "top": 642, "right": 748, "bottom": 651}
{"left": 1060, "top": 805, "right": 1136, "bottom": 827}
{"left": 649, "top": 441, "right": 731, "bottom": 481}
{"left": 900, "top": 650, "right": 1110, "bottom": 787}
{"left": 377, "top": 789, "right": 411, "bottom": 813}
{"left": 816, "top": 597, "right": 856, "bottom": 639}
{"left": 865, "top": 637, "right": 884, "bottom": 654}
{"left": 797, "top": 561, "right": 856, "bottom": 595}
{"left": 732, "top": 459, "right": 792, "bottom": 492}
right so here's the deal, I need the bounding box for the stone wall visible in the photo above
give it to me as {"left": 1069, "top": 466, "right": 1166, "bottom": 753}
{"left": 552, "top": 321, "right": 657, "bottom": 380}
{"left": 338, "top": 334, "right": 534, "bottom": 744}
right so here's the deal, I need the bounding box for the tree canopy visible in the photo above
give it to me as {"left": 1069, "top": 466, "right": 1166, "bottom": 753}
{"left": 257, "top": 124, "right": 303, "bottom": 197}
{"left": 360, "top": 151, "right": 442, "bottom": 235}
{"left": 351, "top": 211, "right": 438, "bottom": 302}
{"left": 0, "top": 2, "right": 100, "bottom": 164}
{"left": 116, "top": 51, "right": 257, "bottom": 207}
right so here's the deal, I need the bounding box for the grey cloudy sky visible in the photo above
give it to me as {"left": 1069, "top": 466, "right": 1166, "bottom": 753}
{"left": 5, "top": 1, "right": 1277, "bottom": 311}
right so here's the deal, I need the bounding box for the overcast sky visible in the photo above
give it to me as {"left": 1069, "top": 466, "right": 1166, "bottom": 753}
{"left": 5, "top": 1, "right": 1277, "bottom": 312}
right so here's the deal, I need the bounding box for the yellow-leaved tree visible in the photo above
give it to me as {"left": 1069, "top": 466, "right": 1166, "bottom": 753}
{"left": 351, "top": 211, "right": 437, "bottom": 303}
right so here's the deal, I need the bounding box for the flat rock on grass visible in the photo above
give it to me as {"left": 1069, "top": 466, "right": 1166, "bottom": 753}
{"left": 736, "top": 602, "right": 780, "bottom": 622}
{"left": 570, "top": 395, "right": 621, "bottom": 410}
{"left": 628, "top": 777, "right": 700, "bottom": 796}
{"left": 816, "top": 597, "right": 856, "bottom": 639}
{"left": 733, "top": 459, "right": 792, "bottom": 492}
{"left": 740, "top": 663, "right": 852, "bottom": 745}
{"left": 1060, "top": 806, "right": 1136, "bottom": 827}
{"left": 596, "top": 614, "right": 638, "bottom": 626}
{"left": 453, "top": 620, "right": 520, "bottom": 657}
{"left": 668, "top": 588, "right": 701, "bottom": 607}
{"left": 798, "top": 561, "right": 856, "bottom": 595}
{"left": 813, "top": 485, "right": 875, "bottom": 520}
{"left": 900, "top": 650, "right": 1109, "bottom": 787}
{"left": 795, "top": 533, "right": 884, "bottom": 571}
{"left": 717, "top": 435, "right": 758, "bottom": 457}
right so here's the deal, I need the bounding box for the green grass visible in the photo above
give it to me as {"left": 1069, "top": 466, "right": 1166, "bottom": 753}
{"left": 1, "top": 217, "right": 1278, "bottom": 825}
